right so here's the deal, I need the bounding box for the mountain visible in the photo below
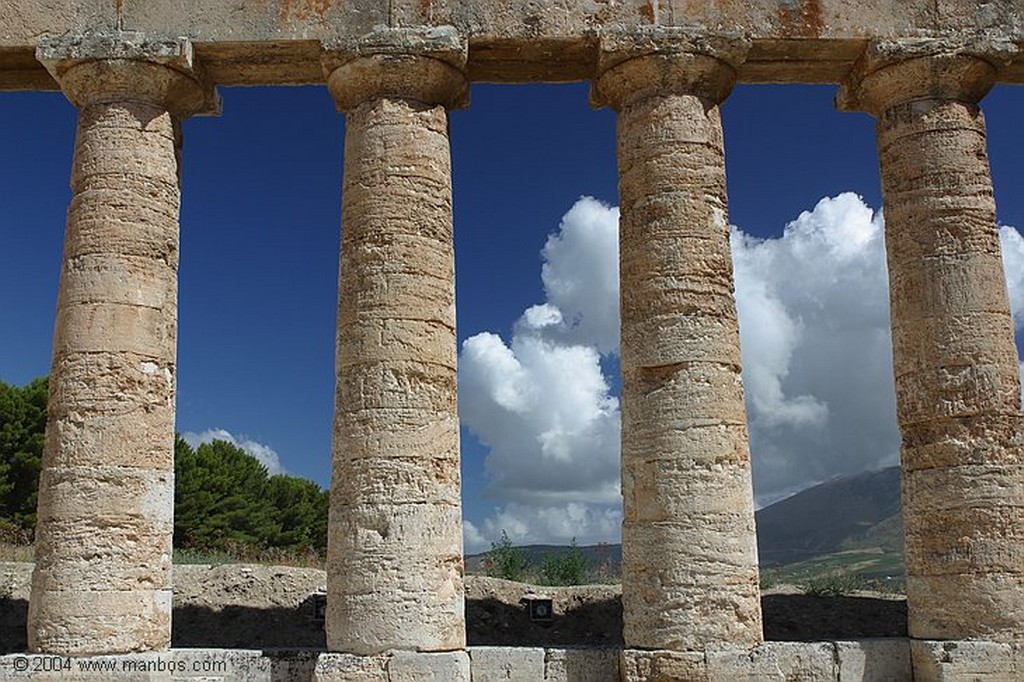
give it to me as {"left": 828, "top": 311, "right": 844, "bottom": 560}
{"left": 467, "top": 465, "right": 903, "bottom": 579}
{"left": 465, "top": 543, "right": 622, "bottom": 576}
{"left": 755, "top": 466, "right": 902, "bottom": 567}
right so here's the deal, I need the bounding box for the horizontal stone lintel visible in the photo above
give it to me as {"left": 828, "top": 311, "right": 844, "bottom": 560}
{"left": 7, "top": 38, "right": 1024, "bottom": 91}
{"left": 3, "top": 0, "right": 1024, "bottom": 89}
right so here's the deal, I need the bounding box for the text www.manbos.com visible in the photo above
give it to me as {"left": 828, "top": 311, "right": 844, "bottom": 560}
{"left": 8, "top": 655, "right": 229, "bottom": 675}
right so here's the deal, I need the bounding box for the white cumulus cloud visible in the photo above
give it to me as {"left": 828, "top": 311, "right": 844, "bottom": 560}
{"left": 461, "top": 193, "right": 1024, "bottom": 545}
{"left": 459, "top": 197, "right": 622, "bottom": 548}
{"left": 1000, "top": 224, "right": 1024, "bottom": 327}
{"left": 731, "top": 193, "right": 899, "bottom": 506}
{"left": 533, "top": 198, "right": 621, "bottom": 354}
{"left": 181, "top": 428, "right": 286, "bottom": 476}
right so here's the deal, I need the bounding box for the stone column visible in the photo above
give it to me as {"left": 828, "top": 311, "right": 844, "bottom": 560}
{"left": 592, "top": 38, "right": 763, "bottom": 652}
{"left": 323, "top": 31, "right": 468, "bottom": 656}
{"left": 28, "top": 35, "right": 217, "bottom": 654}
{"left": 839, "top": 42, "right": 1024, "bottom": 641}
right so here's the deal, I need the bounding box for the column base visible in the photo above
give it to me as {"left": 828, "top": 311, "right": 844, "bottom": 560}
{"left": 621, "top": 640, "right": 911, "bottom": 681}
{"left": 314, "top": 650, "right": 470, "bottom": 682}
{"left": 911, "top": 640, "right": 1024, "bottom": 681}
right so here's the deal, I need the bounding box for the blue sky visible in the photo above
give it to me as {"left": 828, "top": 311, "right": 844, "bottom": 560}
{"left": 3, "top": 81, "right": 1023, "bottom": 551}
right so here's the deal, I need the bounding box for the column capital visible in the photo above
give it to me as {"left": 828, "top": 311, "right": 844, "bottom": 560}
{"left": 591, "top": 29, "right": 749, "bottom": 111}
{"left": 321, "top": 27, "right": 468, "bottom": 112}
{"left": 36, "top": 32, "right": 220, "bottom": 117}
{"left": 836, "top": 38, "right": 1017, "bottom": 116}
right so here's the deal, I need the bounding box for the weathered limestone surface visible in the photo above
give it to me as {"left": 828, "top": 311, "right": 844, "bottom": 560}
{"left": 27, "top": 37, "right": 215, "bottom": 656}
{"left": 325, "top": 31, "right": 467, "bottom": 656}
{"left": 543, "top": 647, "right": 620, "bottom": 682}
{"left": 620, "top": 641, "right": 913, "bottom": 681}
{"left": 836, "top": 640, "right": 911, "bottom": 682}
{"left": 314, "top": 653, "right": 389, "bottom": 682}
{"left": 387, "top": 650, "right": 470, "bottom": 681}
{"left": 4, "top": 1, "right": 1024, "bottom": 87}
{"left": 839, "top": 42, "right": 1024, "bottom": 643}
{"left": 467, "top": 646, "right": 545, "bottom": 682}
{"left": 313, "top": 651, "right": 469, "bottom": 682}
{"left": 910, "top": 640, "right": 1024, "bottom": 682}
{"left": 593, "top": 36, "right": 762, "bottom": 652}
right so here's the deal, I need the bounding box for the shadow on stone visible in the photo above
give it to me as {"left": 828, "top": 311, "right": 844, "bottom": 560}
{"left": 0, "top": 598, "right": 28, "bottom": 654}
{"left": 0, "top": 592, "right": 908, "bottom": 652}
{"left": 468, "top": 592, "right": 907, "bottom": 646}
{"left": 762, "top": 594, "right": 907, "bottom": 641}
{"left": 172, "top": 604, "right": 326, "bottom": 649}
{"left": 468, "top": 595, "right": 623, "bottom": 647}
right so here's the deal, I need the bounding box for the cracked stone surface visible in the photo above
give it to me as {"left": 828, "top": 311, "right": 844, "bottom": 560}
{"left": 28, "top": 56, "right": 210, "bottom": 654}
{"left": 595, "top": 51, "right": 763, "bottom": 652}
{"left": 325, "top": 53, "right": 467, "bottom": 655}
{"left": 843, "top": 52, "right": 1024, "bottom": 642}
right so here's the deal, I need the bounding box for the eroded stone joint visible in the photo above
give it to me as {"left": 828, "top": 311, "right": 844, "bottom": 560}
{"left": 36, "top": 33, "right": 220, "bottom": 117}
{"left": 591, "top": 32, "right": 749, "bottom": 111}
{"left": 836, "top": 38, "right": 1019, "bottom": 116}
{"left": 322, "top": 27, "right": 468, "bottom": 111}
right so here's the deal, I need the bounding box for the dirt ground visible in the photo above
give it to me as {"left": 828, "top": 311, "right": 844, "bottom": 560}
{"left": 0, "top": 563, "right": 906, "bottom": 652}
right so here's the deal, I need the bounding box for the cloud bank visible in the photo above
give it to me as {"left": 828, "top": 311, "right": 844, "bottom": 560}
{"left": 460, "top": 193, "right": 1024, "bottom": 553}
{"left": 732, "top": 193, "right": 898, "bottom": 506}
{"left": 459, "top": 198, "right": 622, "bottom": 553}
{"left": 181, "top": 428, "right": 286, "bottom": 476}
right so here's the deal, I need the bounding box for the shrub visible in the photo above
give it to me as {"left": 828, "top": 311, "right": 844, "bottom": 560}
{"left": 538, "top": 538, "right": 590, "bottom": 586}
{"left": 485, "top": 530, "right": 531, "bottom": 582}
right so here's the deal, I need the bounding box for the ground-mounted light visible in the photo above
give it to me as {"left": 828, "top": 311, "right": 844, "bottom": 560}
{"left": 311, "top": 593, "right": 327, "bottom": 622}
{"left": 521, "top": 595, "right": 554, "bottom": 625}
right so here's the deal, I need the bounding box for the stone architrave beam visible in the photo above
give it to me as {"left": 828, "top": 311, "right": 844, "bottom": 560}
{"left": 592, "top": 30, "right": 764, "bottom": 652}
{"left": 28, "top": 33, "right": 217, "bottom": 655}
{"left": 839, "top": 39, "right": 1024, "bottom": 643}
{"left": 323, "top": 27, "right": 469, "bottom": 656}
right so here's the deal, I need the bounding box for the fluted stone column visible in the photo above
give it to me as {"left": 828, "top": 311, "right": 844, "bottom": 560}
{"left": 592, "top": 39, "right": 763, "bottom": 651}
{"left": 839, "top": 43, "right": 1024, "bottom": 642}
{"left": 29, "top": 35, "right": 217, "bottom": 654}
{"left": 323, "top": 33, "right": 468, "bottom": 656}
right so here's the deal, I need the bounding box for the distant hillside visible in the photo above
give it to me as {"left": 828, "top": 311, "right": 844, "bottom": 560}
{"left": 466, "top": 543, "right": 622, "bottom": 576}
{"left": 755, "top": 466, "right": 902, "bottom": 567}
{"left": 468, "top": 466, "right": 903, "bottom": 580}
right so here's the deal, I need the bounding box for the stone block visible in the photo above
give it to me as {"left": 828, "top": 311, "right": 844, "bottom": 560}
{"left": 621, "top": 649, "right": 708, "bottom": 682}
{"left": 911, "top": 640, "right": 1019, "bottom": 681}
{"left": 387, "top": 650, "right": 470, "bottom": 681}
{"left": 836, "top": 640, "right": 911, "bottom": 681}
{"left": 313, "top": 653, "right": 388, "bottom": 682}
{"left": 469, "top": 647, "right": 545, "bottom": 682}
{"left": 706, "top": 642, "right": 837, "bottom": 681}
{"left": 265, "top": 650, "right": 321, "bottom": 682}
{"left": 169, "top": 649, "right": 273, "bottom": 680}
{"left": 544, "top": 648, "right": 619, "bottom": 682}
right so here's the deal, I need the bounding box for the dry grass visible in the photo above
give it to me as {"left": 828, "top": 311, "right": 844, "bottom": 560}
{"left": 0, "top": 543, "right": 33, "bottom": 563}
{"left": 173, "top": 542, "right": 326, "bottom": 569}
{"left": 1, "top": 542, "right": 325, "bottom": 569}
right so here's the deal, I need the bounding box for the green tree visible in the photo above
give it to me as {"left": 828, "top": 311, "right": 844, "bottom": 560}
{"left": 265, "top": 474, "right": 329, "bottom": 551}
{"left": 539, "top": 538, "right": 591, "bottom": 586}
{"left": 173, "top": 437, "right": 278, "bottom": 550}
{"left": 485, "top": 530, "right": 531, "bottom": 581}
{"left": 0, "top": 377, "right": 47, "bottom": 532}
{"left": 0, "top": 377, "right": 333, "bottom": 557}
